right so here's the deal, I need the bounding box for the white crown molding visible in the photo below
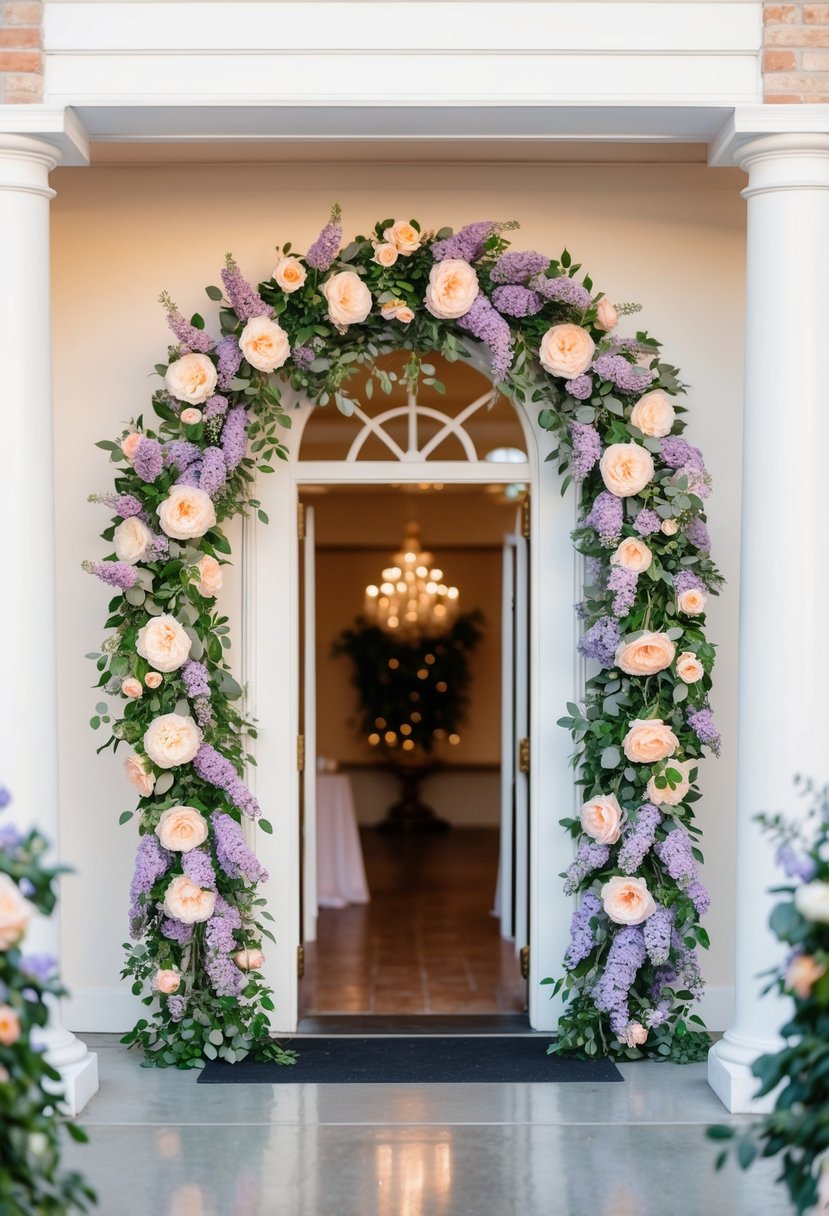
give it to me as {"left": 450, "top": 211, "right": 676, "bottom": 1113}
{"left": 710, "top": 105, "right": 829, "bottom": 168}
{"left": 0, "top": 105, "right": 89, "bottom": 165}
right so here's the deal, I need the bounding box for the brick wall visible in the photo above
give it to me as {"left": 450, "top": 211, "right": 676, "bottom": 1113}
{"left": 0, "top": 1, "right": 42, "bottom": 102}
{"left": 764, "top": 4, "right": 829, "bottom": 101}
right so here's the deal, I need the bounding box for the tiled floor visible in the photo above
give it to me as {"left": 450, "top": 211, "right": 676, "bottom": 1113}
{"left": 64, "top": 1036, "right": 792, "bottom": 1216}
{"left": 302, "top": 828, "right": 526, "bottom": 1016}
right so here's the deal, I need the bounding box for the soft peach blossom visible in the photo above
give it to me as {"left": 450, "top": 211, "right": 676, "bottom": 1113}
{"left": 784, "top": 954, "right": 826, "bottom": 1000}
{"left": 143, "top": 713, "right": 202, "bottom": 770}
{"left": 121, "top": 432, "right": 142, "bottom": 463}
{"left": 323, "top": 270, "right": 373, "bottom": 328}
{"left": 233, "top": 948, "right": 265, "bottom": 972}
{"left": 0, "top": 873, "right": 33, "bottom": 951}
{"left": 630, "top": 389, "right": 676, "bottom": 439}
{"left": 646, "top": 759, "right": 695, "bottom": 807}
{"left": 158, "top": 485, "right": 216, "bottom": 541}
{"left": 155, "top": 968, "right": 182, "bottom": 994}
{"left": 124, "top": 752, "right": 155, "bottom": 797}
{"left": 0, "top": 1006, "right": 21, "bottom": 1047}
{"left": 615, "top": 632, "right": 676, "bottom": 677}
{"left": 121, "top": 677, "right": 143, "bottom": 699}
{"left": 384, "top": 221, "right": 421, "bottom": 254}
{"left": 600, "top": 442, "right": 654, "bottom": 498}
{"left": 145, "top": 672, "right": 163, "bottom": 690}
{"left": 372, "top": 243, "right": 399, "bottom": 268}
{"left": 678, "top": 587, "right": 707, "bottom": 615}
{"left": 610, "top": 537, "right": 652, "bottom": 574}
{"left": 194, "top": 554, "right": 223, "bottom": 598}
{"left": 676, "top": 652, "right": 704, "bottom": 684}
{"left": 113, "top": 516, "right": 153, "bottom": 565}
{"left": 595, "top": 297, "right": 618, "bottom": 332}
{"left": 165, "top": 353, "right": 217, "bottom": 405}
{"left": 580, "top": 794, "right": 624, "bottom": 845}
{"left": 162, "top": 875, "right": 216, "bottom": 925}
{"left": 240, "top": 316, "right": 291, "bottom": 373}
{"left": 180, "top": 408, "right": 202, "bottom": 425}
{"left": 622, "top": 719, "right": 679, "bottom": 764}
{"left": 661, "top": 518, "right": 679, "bottom": 536}
{"left": 156, "top": 806, "right": 208, "bottom": 853}
{"left": 538, "top": 324, "right": 595, "bottom": 379}
{"left": 380, "top": 300, "right": 414, "bottom": 324}
{"left": 617, "top": 1022, "right": 648, "bottom": 1048}
{"left": 136, "top": 614, "right": 192, "bottom": 673}
{"left": 273, "top": 256, "right": 307, "bottom": 294}
{"left": 425, "top": 259, "right": 479, "bottom": 320}
{"left": 602, "top": 876, "right": 657, "bottom": 925}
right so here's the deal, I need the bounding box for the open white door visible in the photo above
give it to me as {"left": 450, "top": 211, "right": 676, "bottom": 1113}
{"left": 301, "top": 503, "right": 318, "bottom": 944}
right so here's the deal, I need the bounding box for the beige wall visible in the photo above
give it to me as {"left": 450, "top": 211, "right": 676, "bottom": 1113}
{"left": 50, "top": 159, "right": 746, "bottom": 1027}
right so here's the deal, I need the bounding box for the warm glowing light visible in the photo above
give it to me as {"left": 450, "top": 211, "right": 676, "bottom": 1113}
{"left": 366, "top": 584, "right": 379, "bottom": 598}
{"left": 402, "top": 739, "right": 415, "bottom": 751}
{"left": 363, "top": 523, "right": 460, "bottom": 640}
{"left": 417, "top": 668, "right": 428, "bottom": 680}
{"left": 448, "top": 733, "right": 460, "bottom": 745}
{"left": 375, "top": 718, "right": 387, "bottom": 728}
{"left": 384, "top": 731, "right": 397, "bottom": 745}
{"left": 425, "top": 654, "right": 435, "bottom": 664}
{"left": 368, "top": 733, "right": 380, "bottom": 746}
{"left": 388, "top": 658, "right": 399, "bottom": 670}
{"left": 400, "top": 724, "right": 412, "bottom": 736}
{"left": 411, "top": 712, "right": 422, "bottom": 723}
{"left": 436, "top": 681, "right": 448, "bottom": 692}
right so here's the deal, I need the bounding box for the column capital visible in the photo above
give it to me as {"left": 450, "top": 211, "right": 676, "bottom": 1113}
{"left": 0, "top": 134, "right": 62, "bottom": 200}
{"left": 736, "top": 133, "right": 829, "bottom": 199}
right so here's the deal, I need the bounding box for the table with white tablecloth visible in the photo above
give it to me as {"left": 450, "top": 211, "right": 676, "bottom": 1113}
{"left": 316, "top": 772, "right": 371, "bottom": 909}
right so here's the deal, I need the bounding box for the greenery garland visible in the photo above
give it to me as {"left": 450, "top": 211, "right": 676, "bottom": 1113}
{"left": 85, "top": 209, "right": 720, "bottom": 1064}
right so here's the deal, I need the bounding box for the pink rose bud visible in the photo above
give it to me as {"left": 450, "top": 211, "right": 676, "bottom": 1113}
{"left": 145, "top": 672, "right": 163, "bottom": 689}
{"left": 121, "top": 677, "right": 143, "bottom": 699}
{"left": 180, "top": 408, "right": 203, "bottom": 425}
{"left": 121, "top": 432, "right": 142, "bottom": 463}
{"left": 595, "top": 296, "right": 618, "bottom": 332}
{"left": 660, "top": 518, "right": 679, "bottom": 536}
{"left": 233, "top": 948, "right": 265, "bottom": 972}
{"left": 155, "top": 969, "right": 182, "bottom": 994}
{"left": 0, "top": 1005, "right": 21, "bottom": 1046}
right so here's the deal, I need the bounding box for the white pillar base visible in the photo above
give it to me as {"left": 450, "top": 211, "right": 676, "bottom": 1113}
{"left": 708, "top": 1031, "right": 783, "bottom": 1114}
{"left": 35, "top": 1018, "right": 99, "bottom": 1116}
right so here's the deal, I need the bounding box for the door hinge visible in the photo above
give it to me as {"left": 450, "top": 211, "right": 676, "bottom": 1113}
{"left": 521, "top": 493, "right": 530, "bottom": 540}
{"left": 297, "top": 734, "right": 305, "bottom": 772}
{"left": 519, "top": 945, "right": 530, "bottom": 981}
{"left": 297, "top": 944, "right": 305, "bottom": 979}
{"left": 518, "top": 737, "right": 530, "bottom": 774}
{"left": 297, "top": 501, "right": 306, "bottom": 541}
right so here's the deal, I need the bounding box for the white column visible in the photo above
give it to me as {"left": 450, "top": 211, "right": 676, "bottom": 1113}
{"left": 709, "top": 133, "right": 829, "bottom": 1113}
{"left": 0, "top": 135, "right": 98, "bottom": 1116}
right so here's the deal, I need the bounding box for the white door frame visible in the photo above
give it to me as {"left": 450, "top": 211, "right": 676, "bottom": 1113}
{"left": 247, "top": 355, "right": 579, "bottom": 1033}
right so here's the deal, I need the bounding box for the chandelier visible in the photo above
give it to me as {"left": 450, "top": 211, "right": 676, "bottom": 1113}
{"left": 364, "top": 523, "right": 459, "bottom": 640}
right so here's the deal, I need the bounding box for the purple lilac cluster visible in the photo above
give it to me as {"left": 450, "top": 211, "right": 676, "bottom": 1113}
{"left": 608, "top": 566, "right": 637, "bottom": 618}
{"left": 431, "top": 220, "right": 499, "bottom": 263}
{"left": 674, "top": 570, "right": 705, "bottom": 596}
{"left": 582, "top": 492, "right": 623, "bottom": 547}
{"left": 129, "top": 834, "right": 172, "bottom": 935}
{"left": 221, "top": 407, "right": 249, "bottom": 472}
{"left": 643, "top": 904, "right": 674, "bottom": 966}
{"left": 164, "top": 439, "right": 201, "bottom": 475}
{"left": 608, "top": 336, "right": 649, "bottom": 357}
{"left": 199, "top": 447, "right": 228, "bottom": 498}
{"left": 203, "top": 895, "right": 244, "bottom": 997}
{"left": 490, "top": 250, "right": 550, "bottom": 284}
{"left": 20, "top": 954, "right": 57, "bottom": 983}
{"left": 204, "top": 394, "right": 229, "bottom": 421}
{"left": 212, "top": 811, "right": 268, "bottom": 883}
{"left": 216, "top": 338, "right": 243, "bottom": 391}
{"left": 182, "top": 660, "right": 211, "bottom": 700}
{"left": 570, "top": 422, "right": 601, "bottom": 481}
{"left": 592, "top": 925, "right": 647, "bottom": 1035}
{"left": 530, "top": 273, "right": 592, "bottom": 311}
{"left": 684, "top": 516, "right": 711, "bottom": 552}
{"left": 84, "top": 560, "right": 139, "bottom": 590}
{"left": 686, "top": 878, "right": 711, "bottom": 916}
{"left": 147, "top": 534, "right": 169, "bottom": 562}
{"left": 618, "top": 804, "right": 662, "bottom": 874}
{"left": 193, "top": 699, "right": 214, "bottom": 729}
{"left": 585, "top": 557, "right": 605, "bottom": 589}
{"left": 660, "top": 932, "right": 705, "bottom": 1002}
{"left": 92, "top": 492, "right": 144, "bottom": 518}
{"left": 456, "top": 293, "right": 513, "bottom": 380}
{"left": 654, "top": 827, "right": 697, "bottom": 884}
{"left": 578, "top": 616, "right": 621, "bottom": 669}
{"left": 0, "top": 823, "right": 23, "bottom": 851}
{"left": 660, "top": 437, "right": 704, "bottom": 471}
{"left": 305, "top": 205, "right": 343, "bottom": 271}
{"left": 192, "top": 743, "right": 261, "bottom": 819}
{"left": 292, "top": 344, "right": 317, "bottom": 371}
{"left": 181, "top": 848, "right": 217, "bottom": 890}
{"left": 591, "top": 354, "right": 654, "bottom": 395}
{"left": 221, "top": 255, "right": 273, "bottom": 322}
{"left": 645, "top": 1000, "right": 671, "bottom": 1029}
{"left": 686, "top": 705, "right": 721, "bottom": 755}
{"left": 490, "top": 285, "right": 543, "bottom": 317}
{"left": 162, "top": 296, "right": 216, "bottom": 354}
{"left": 776, "top": 844, "right": 817, "bottom": 884}
{"left": 167, "top": 995, "right": 187, "bottom": 1021}
{"left": 675, "top": 463, "right": 711, "bottom": 499}
{"left": 633, "top": 508, "right": 661, "bottom": 537}
{"left": 161, "top": 918, "right": 193, "bottom": 945}
{"left": 563, "top": 840, "right": 611, "bottom": 896}
{"left": 565, "top": 890, "right": 602, "bottom": 969}
{"left": 565, "top": 375, "right": 593, "bottom": 400}
{"left": 133, "top": 438, "right": 164, "bottom": 484}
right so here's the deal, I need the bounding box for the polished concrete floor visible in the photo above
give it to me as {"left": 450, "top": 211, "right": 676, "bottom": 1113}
{"left": 63, "top": 1035, "right": 791, "bottom": 1216}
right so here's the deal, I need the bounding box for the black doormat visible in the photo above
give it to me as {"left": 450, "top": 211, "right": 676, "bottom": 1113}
{"left": 197, "top": 1036, "right": 623, "bottom": 1084}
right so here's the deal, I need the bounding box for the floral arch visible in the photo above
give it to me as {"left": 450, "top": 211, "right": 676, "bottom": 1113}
{"left": 86, "top": 208, "right": 721, "bottom": 1067}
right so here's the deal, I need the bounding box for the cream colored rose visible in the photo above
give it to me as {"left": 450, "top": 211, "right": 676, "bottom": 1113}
{"left": 630, "top": 390, "right": 676, "bottom": 439}
{"left": 600, "top": 443, "right": 654, "bottom": 498}
{"left": 611, "top": 537, "right": 652, "bottom": 574}
{"left": 239, "top": 316, "right": 291, "bottom": 374}
{"left": 424, "top": 259, "right": 479, "bottom": 320}
{"left": 580, "top": 794, "right": 624, "bottom": 845}
{"left": 143, "top": 713, "right": 202, "bottom": 770}
{"left": 114, "top": 516, "right": 153, "bottom": 565}
{"left": 156, "top": 806, "right": 208, "bottom": 853}
{"left": 233, "top": 948, "right": 265, "bottom": 971}
{"left": 124, "top": 752, "right": 155, "bottom": 797}
{"left": 122, "top": 677, "right": 143, "bottom": 699}
{"left": 615, "top": 632, "right": 676, "bottom": 677}
{"left": 618, "top": 1022, "right": 648, "bottom": 1047}
{"left": 678, "top": 587, "right": 707, "bottom": 615}
{"left": 372, "top": 243, "right": 399, "bottom": 268}
{"left": 0, "top": 1006, "right": 21, "bottom": 1047}
{"left": 0, "top": 873, "right": 33, "bottom": 950}
{"left": 661, "top": 519, "right": 679, "bottom": 536}
{"left": 602, "top": 875, "right": 656, "bottom": 925}
{"left": 136, "top": 614, "right": 192, "bottom": 673}
{"left": 646, "top": 759, "right": 695, "bottom": 807}
{"left": 380, "top": 300, "right": 414, "bottom": 324}
{"left": 323, "top": 270, "right": 373, "bottom": 329}
{"left": 795, "top": 881, "right": 829, "bottom": 923}
{"left": 538, "top": 324, "right": 595, "bottom": 379}
{"left": 622, "top": 719, "right": 679, "bottom": 764}
{"left": 384, "top": 221, "right": 421, "bottom": 254}
{"left": 195, "top": 554, "right": 223, "bottom": 598}
{"left": 121, "top": 432, "right": 142, "bottom": 463}
{"left": 157, "top": 486, "right": 216, "bottom": 541}
{"left": 164, "top": 353, "right": 217, "bottom": 406}
{"left": 162, "top": 875, "right": 216, "bottom": 925}
{"left": 785, "top": 954, "right": 826, "bottom": 999}
{"left": 273, "top": 255, "right": 307, "bottom": 294}
{"left": 155, "top": 968, "right": 182, "bottom": 994}
{"left": 595, "top": 297, "right": 618, "bottom": 332}
{"left": 676, "top": 651, "right": 704, "bottom": 684}
{"left": 180, "top": 408, "right": 202, "bottom": 425}
{"left": 145, "top": 672, "right": 163, "bottom": 690}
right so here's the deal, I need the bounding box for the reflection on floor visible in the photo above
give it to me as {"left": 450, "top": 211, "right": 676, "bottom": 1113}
{"left": 302, "top": 828, "right": 526, "bottom": 1016}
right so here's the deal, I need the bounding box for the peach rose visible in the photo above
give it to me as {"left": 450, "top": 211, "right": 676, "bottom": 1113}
{"left": 676, "top": 652, "right": 704, "bottom": 684}
{"left": 323, "top": 270, "right": 373, "bottom": 329}
{"left": 630, "top": 389, "right": 676, "bottom": 439}
{"left": 611, "top": 537, "right": 652, "bottom": 574}
{"left": 795, "top": 881, "right": 829, "bottom": 923}
{"left": 273, "top": 256, "right": 307, "bottom": 294}
{"left": 384, "top": 221, "right": 421, "bottom": 255}
{"left": 595, "top": 297, "right": 618, "bottom": 332}
{"left": 538, "top": 324, "right": 595, "bottom": 379}
{"left": 158, "top": 485, "right": 216, "bottom": 541}
{"left": 180, "top": 408, "right": 202, "bottom": 425}
{"left": 615, "top": 632, "right": 676, "bottom": 677}
{"left": 121, "top": 432, "right": 142, "bottom": 463}
{"left": 424, "top": 259, "right": 479, "bottom": 320}
{"left": 124, "top": 752, "right": 155, "bottom": 797}
{"left": 240, "top": 316, "right": 291, "bottom": 373}
{"left": 162, "top": 875, "right": 216, "bottom": 925}
{"left": 143, "top": 713, "right": 202, "bottom": 770}
{"left": 618, "top": 1022, "right": 648, "bottom": 1048}
{"left": 661, "top": 518, "right": 679, "bottom": 536}
{"left": 646, "top": 759, "right": 695, "bottom": 807}
{"left": 136, "top": 614, "right": 192, "bottom": 673}
{"left": 156, "top": 806, "right": 208, "bottom": 853}
{"left": 145, "top": 672, "right": 163, "bottom": 690}
{"left": 622, "top": 719, "right": 679, "bottom": 764}
{"left": 580, "top": 794, "right": 624, "bottom": 845}
{"left": 678, "top": 587, "right": 707, "bottom": 615}
{"left": 785, "top": 954, "right": 827, "bottom": 999}
{"left": 601, "top": 875, "right": 657, "bottom": 925}
{"left": 0, "top": 873, "right": 33, "bottom": 950}
{"left": 155, "top": 968, "right": 182, "bottom": 994}
{"left": 165, "top": 353, "right": 217, "bottom": 405}
{"left": 113, "top": 516, "right": 153, "bottom": 565}
{"left": 195, "top": 554, "right": 223, "bottom": 598}
{"left": 0, "top": 1006, "right": 21, "bottom": 1047}
{"left": 380, "top": 300, "right": 414, "bottom": 324}
{"left": 600, "top": 443, "right": 654, "bottom": 498}
{"left": 233, "top": 948, "right": 265, "bottom": 972}
{"left": 372, "top": 243, "right": 398, "bottom": 268}
{"left": 122, "top": 677, "right": 143, "bottom": 699}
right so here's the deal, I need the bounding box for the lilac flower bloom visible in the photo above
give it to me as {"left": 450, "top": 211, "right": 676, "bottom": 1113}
{"left": 203, "top": 895, "right": 244, "bottom": 997}
{"left": 592, "top": 354, "right": 654, "bottom": 395}
{"left": 84, "top": 561, "right": 139, "bottom": 590}
{"left": 175, "top": 462, "right": 202, "bottom": 488}
{"left": 129, "top": 834, "right": 172, "bottom": 935}
{"left": 530, "top": 274, "right": 592, "bottom": 311}
{"left": 182, "top": 848, "right": 217, "bottom": 890}
{"left": 645, "top": 1000, "right": 671, "bottom": 1029}
{"left": 167, "top": 995, "right": 187, "bottom": 1021}
{"left": 199, "top": 446, "right": 228, "bottom": 498}
{"left": 182, "top": 660, "right": 211, "bottom": 699}
{"left": 20, "top": 954, "right": 57, "bottom": 983}
{"left": 0, "top": 824, "right": 23, "bottom": 851}
{"left": 582, "top": 491, "right": 623, "bottom": 547}
{"left": 776, "top": 844, "right": 817, "bottom": 884}
{"left": 305, "top": 204, "right": 343, "bottom": 271}
{"left": 570, "top": 422, "right": 601, "bottom": 481}
{"left": 292, "top": 344, "right": 317, "bottom": 371}
{"left": 490, "top": 251, "right": 550, "bottom": 284}
{"left": 675, "top": 462, "right": 711, "bottom": 499}
{"left": 221, "top": 406, "right": 249, "bottom": 472}
{"left": 608, "top": 566, "right": 638, "bottom": 618}
{"left": 585, "top": 557, "right": 605, "bottom": 589}
{"left": 593, "top": 925, "right": 646, "bottom": 1035}
{"left": 643, "top": 904, "right": 674, "bottom": 966}
{"left": 192, "top": 743, "right": 261, "bottom": 819}
{"left": 161, "top": 294, "right": 216, "bottom": 354}
{"left": 633, "top": 509, "right": 661, "bottom": 537}
{"left": 686, "top": 878, "right": 711, "bottom": 916}
{"left": 655, "top": 828, "right": 697, "bottom": 883}
{"left": 618, "top": 804, "right": 662, "bottom": 874}
{"left": 660, "top": 436, "right": 705, "bottom": 471}
{"left": 216, "top": 338, "right": 243, "bottom": 391}
{"left": 133, "top": 438, "right": 164, "bottom": 484}
{"left": 212, "top": 811, "right": 268, "bottom": 883}
{"left": 578, "top": 616, "right": 621, "bottom": 669}
{"left": 94, "top": 492, "right": 144, "bottom": 518}
{"left": 456, "top": 293, "right": 513, "bottom": 380}
{"left": 164, "top": 439, "right": 202, "bottom": 474}
{"left": 684, "top": 516, "right": 711, "bottom": 552}
{"left": 221, "top": 255, "right": 274, "bottom": 322}
{"left": 147, "top": 534, "right": 169, "bottom": 561}
{"left": 431, "top": 221, "right": 499, "bottom": 263}
{"left": 563, "top": 840, "right": 611, "bottom": 895}
{"left": 686, "top": 705, "right": 721, "bottom": 755}
{"left": 161, "top": 918, "right": 193, "bottom": 945}
{"left": 674, "top": 570, "right": 705, "bottom": 595}
{"left": 203, "top": 394, "right": 229, "bottom": 421}
{"left": 565, "top": 889, "right": 602, "bottom": 969}
{"left": 0, "top": 787, "right": 11, "bottom": 809}
{"left": 194, "top": 698, "right": 215, "bottom": 728}
{"left": 565, "top": 375, "right": 593, "bottom": 400}
{"left": 608, "top": 336, "right": 650, "bottom": 357}
{"left": 490, "top": 285, "right": 544, "bottom": 317}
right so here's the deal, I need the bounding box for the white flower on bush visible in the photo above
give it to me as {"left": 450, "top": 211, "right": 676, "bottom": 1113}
{"left": 162, "top": 875, "right": 216, "bottom": 924}
{"left": 322, "top": 271, "right": 373, "bottom": 329}
{"left": 155, "top": 969, "right": 182, "bottom": 994}
{"left": 630, "top": 389, "right": 675, "bottom": 438}
{"left": 123, "top": 752, "right": 155, "bottom": 797}
{"left": 136, "top": 614, "right": 192, "bottom": 673}
{"left": 384, "top": 221, "right": 421, "bottom": 254}
{"left": 646, "top": 759, "right": 696, "bottom": 807}
{"left": 372, "top": 243, "right": 398, "bottom": 267}
{"left": 424, "top": 260, "right": 479, "bottom": 320}
{"left": 239, "top": 316, "right": 291, "bottom": 373}
{"left": 143, "top": 713, "right": 202, "bottom": 770}
{"left": 795, "top": 881, "right": 829, "bottom": 923}
{"left": 600, "top": 443, "right": 654, "bottom": 498}
{"left": 157, "top": 485, "right": 216, "bottom": 541}
{"left": 538, "top": 324, "right": 595, "bottom": 378}
{"left": 610, "top": 537, "right": 652, "bottom": 574}
{"left": 601, "top": 876, "right": 657, "bottom": 925}
{"left": 0, "top": 873, "right": 33, "bottom": 951}
{"left": 233, "top": 948, "right": 265, "bottom": 971}
{"left": 155, "top": 806, "right": 208, "bottom": 852}
{"left": 195, "top": 554, "right": 223, "bottom": 598}
{"left": 580, "top": 794, "right": 624, "bottom": 845}
{"left": 114, "top": 517, "right": 153, "bottom": 565}
{"left": 164, "top": 353, "right": 217, "bottom": 405}
{"left": 273, "top": 256, "right": 307, "bottom": 293}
